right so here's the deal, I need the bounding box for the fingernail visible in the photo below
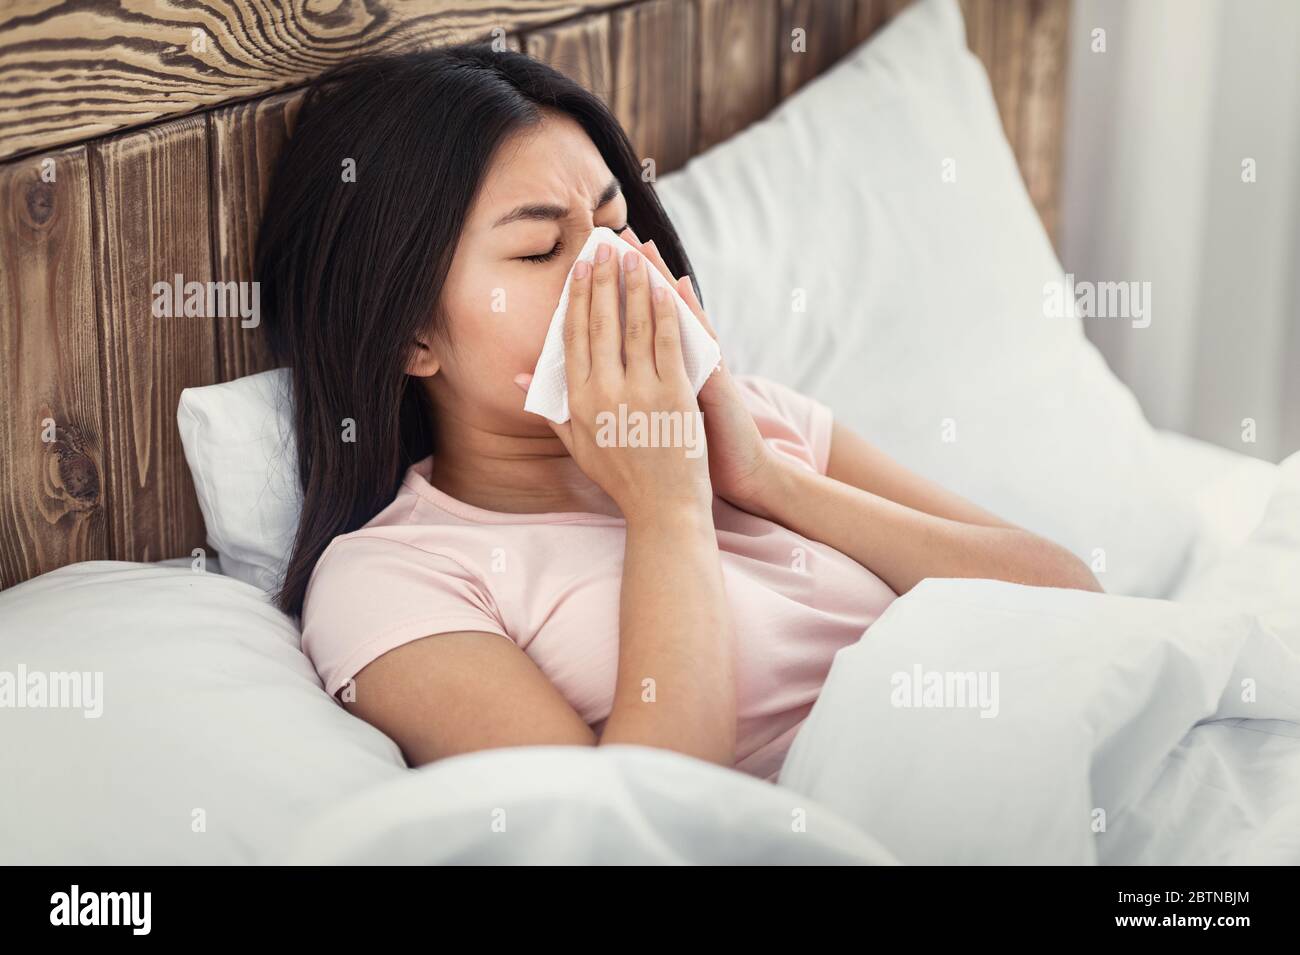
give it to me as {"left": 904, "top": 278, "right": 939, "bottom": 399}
{"left": 574, "top": 260, "right": 590, "bottom": 280}
{"left": 595, "top": 243, "right": 610, "bottom": 264}
{"left": 652, "top": 287, "right": 666, "bottom": 303}
{"left": 622, "top": 249, "right": 640, "bottom": 272}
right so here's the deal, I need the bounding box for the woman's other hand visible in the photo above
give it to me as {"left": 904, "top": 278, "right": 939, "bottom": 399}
{"left": 621, "top": 227, "right": 778, "bottom": 513}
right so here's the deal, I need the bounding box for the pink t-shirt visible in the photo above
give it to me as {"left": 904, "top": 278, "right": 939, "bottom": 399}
{"left": 301, "top": 375, "right": 897, "bottom": 782}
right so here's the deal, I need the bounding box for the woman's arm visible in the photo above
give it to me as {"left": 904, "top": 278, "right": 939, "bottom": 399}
{"left": 532, "top": 241, "right": 737, "bottom": 768}
{"left": 342, "top": 497, "right": 736, "bottom": 772}
{"left": 615, "top": 230, "right": 1098, "bottom": 599}
{"left": 740, "top": 420, "right": 1103, "bottom": 596}
{"left": 601, "top": 501, "right": 735, "bottom": 765}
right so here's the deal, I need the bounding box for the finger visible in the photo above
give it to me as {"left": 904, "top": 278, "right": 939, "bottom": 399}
{"left": 651, "top": 285, "right": 688, "bottom": 384}
{"left": 640, "top": 239, "right": 677, "bottom": 288}
{"left": 677, "top": 274, "right": 719, "bottom": 341}
{"left": 620, "top": 248, "right": 655, "bottom": 380}
{"left": 622, "top": 224, "right": 642, "bottom": 245}
{"left": 588, "top": 242, "right": 623, "bottom": 381}
{"left": 637, "top": 237, "right": 720, "bottom": 344}
{"left": 562, "top": 260, "right": 593, "bottom": 383}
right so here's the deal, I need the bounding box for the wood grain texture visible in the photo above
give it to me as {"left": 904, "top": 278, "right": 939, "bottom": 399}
{"left": 0, "top": 1, "right": 615, "bottom": 161}
{"left": 697, "top": 0, "right": 779, "bottom": 153}
{"left": 779, "top": 0, "right": 858, "bottom": 99}
{"left": 608, "top": 0, "right": 696, "bottom": 178}
{"left": 90, "top": 115, "right": 218, "bottom": 564}
{"left": 208, "top": 90, "right": 304, "bottom": 381}
{"left": 1008, "top": 0, "right": 1068, "bottom": 242}
{"left": 0, "top": 146, "right": 106, "bottom": 589}
{"left": 526, "top": 15, "right": 612, "bottom": 102}
{"left": 959, "top": 0, "right": 1068, "bottom": 242}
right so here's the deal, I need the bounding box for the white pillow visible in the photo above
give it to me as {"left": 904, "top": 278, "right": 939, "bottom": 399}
{"left": 655, "top": 0, "right": 1194, "bottom": 596}
{"left": 1152, "top": 429, "right": 1280, "bottom": 589}
{"left": 178, "top": 368, "right": 298, "bottom": 593}
{"left": 1172, "top": 450, "right": 1300, "bottom": 625}
{"left": 0, "top": 562, "right": 405, "bottom": 863}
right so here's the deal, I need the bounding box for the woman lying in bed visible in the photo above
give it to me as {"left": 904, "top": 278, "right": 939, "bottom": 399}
{"left": 256, "top": 45, "right": 1101, "bottom": 784}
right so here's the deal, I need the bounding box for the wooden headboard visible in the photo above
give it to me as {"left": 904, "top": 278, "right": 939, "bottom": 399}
{"left": 0, "top": 0, "right": 1069, "bottom": 590}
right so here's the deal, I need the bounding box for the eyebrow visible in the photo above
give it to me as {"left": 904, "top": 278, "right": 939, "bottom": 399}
{"left": 492, "top": 177, "right": 622, "bottom": 228}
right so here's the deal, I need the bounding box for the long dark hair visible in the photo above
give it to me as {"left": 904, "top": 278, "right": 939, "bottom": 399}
{"left": 256, "top": 44, "right": 700, "bottom": 617}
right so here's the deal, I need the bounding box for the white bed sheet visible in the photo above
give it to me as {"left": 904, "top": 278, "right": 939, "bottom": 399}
{"left": 1150, "top": 429, "right": 1280, "bottom": 595}
{"left": 1102, "top": 718, "right": 1300, "bottom": 864}
{"left": 274, "top": 744, "right": 897, "bottom": 865}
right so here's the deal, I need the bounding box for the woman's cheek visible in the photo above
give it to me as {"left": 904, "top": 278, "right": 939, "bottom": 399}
{"left": 452, "top": 269, "right": 563, "bottom": 376}
{"left": 505, "top": 276, "right": 563, "bottom": 356}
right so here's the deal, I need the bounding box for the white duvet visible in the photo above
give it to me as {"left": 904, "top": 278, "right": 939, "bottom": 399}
{"left": 275, "top": 452, "right": 1300, "bottom": 865}
{"left": 774, "top": 451, "right": 1300, "bottom": 864}
{"left": 283, "top": 451, "right": 1300, "bottom": 865}
{"left": 778, "top": 579, "right": 1300, "bottom": 864}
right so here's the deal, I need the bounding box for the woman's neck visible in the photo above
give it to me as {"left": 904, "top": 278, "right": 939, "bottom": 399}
{"left": 423, "top": 397, "right": 624, "bottom": 519}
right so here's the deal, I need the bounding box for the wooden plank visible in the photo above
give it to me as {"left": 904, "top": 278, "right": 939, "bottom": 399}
{"left": 697, "top": 0, "right": 778, "bottom": 152}
{"left": 0, "top": 1, "right": 620, "bottom": 161}
{"left": 526, "top": 15, "right": 613, "bottom": 103}
{"left": 90, "top": 115, "right": 217, "bottom": 564}
{"left": 208, "top": 90, "right": 304, "bottom": 381}
{"left": 608, "top": 0, "right": 696, "bottom": 178}
{"left": 1013, "top": 0, "right": 1069, "bottom": 242}
{"left": 991, "top": 0, "right": 1029, "bottom": 153}
{"left": 853, "top": 0, "right": 914, "bottom": 43}
{"left": 959, "top": 0, "right": 1068, "bottom": 244}
{"left": 780, "top": 0, "right": 858, "bottom": 98}
{"left": 959, "top": 0, "right": 997, "bottom": 66}
{"left": 0, "top": 146, "right": 106, "bottom": 588}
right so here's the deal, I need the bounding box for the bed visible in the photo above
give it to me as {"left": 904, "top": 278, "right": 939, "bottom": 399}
{"left": 3, "top": 0, "right": 1298, "bottom": 865}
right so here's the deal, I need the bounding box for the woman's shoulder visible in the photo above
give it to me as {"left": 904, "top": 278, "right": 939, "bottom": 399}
{"left": 302, "top": 493, "right": 495, "bottom": 619}
{"left": 300, "top": 522, "right": 506, "bottom": 642}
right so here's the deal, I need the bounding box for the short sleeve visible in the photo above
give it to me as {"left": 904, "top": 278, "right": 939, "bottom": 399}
{"left": 733, "top": 374, "right": 835, "bottom": 475}
{"left": 300, "top": 535, "right": 512, "bottom": 699}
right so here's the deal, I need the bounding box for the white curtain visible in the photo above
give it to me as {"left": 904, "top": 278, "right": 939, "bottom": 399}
{"left": 1060, "top": 0, "right": 1300, "bottom": 463}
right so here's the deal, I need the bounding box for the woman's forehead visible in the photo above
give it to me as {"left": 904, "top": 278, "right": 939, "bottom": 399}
{"left": 473, "top": 116, "right": 613, "bottom": 221}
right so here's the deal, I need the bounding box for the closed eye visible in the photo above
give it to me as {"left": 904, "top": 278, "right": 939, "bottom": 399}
{"left": 519, "top": 242, "right": 562, "bottom": 264}
{"left": 517, "top": 223, "right": 630, "bottom": 264}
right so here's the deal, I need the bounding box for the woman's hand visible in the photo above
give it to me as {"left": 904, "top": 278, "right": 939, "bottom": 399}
{"left": 621, "top": 228, "right": 778, "bottom": 512}
{"left": 516, "top": 240, "right": 713, "bottom": 524}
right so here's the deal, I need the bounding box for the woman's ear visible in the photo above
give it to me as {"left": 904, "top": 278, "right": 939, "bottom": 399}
{"left": 405, "top": 332, "right": 442, "bottom": 378}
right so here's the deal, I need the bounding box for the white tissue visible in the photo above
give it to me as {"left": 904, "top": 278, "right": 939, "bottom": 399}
{"left": 523, "top": 226, "right": 722, "bottom": 424}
